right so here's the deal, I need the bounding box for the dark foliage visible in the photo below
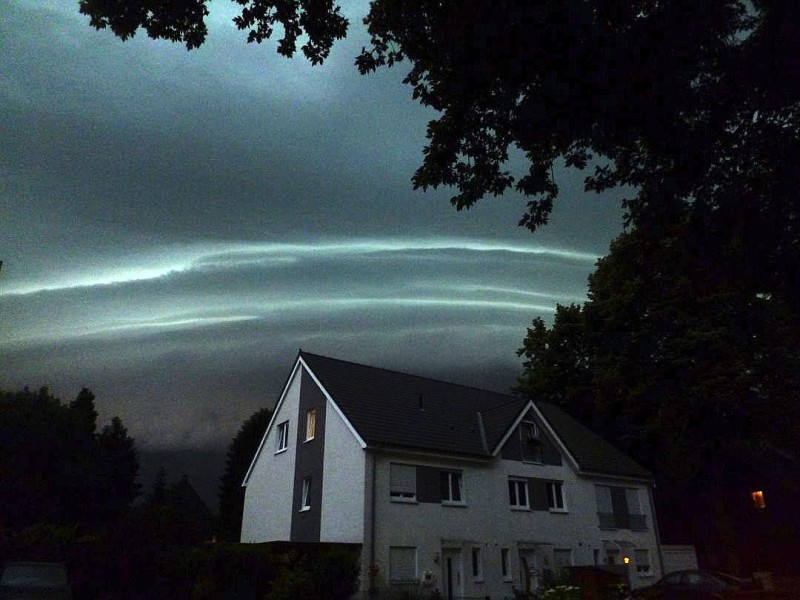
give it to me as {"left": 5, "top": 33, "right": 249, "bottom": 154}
{"left": 516, "top": 218, "right": 800, "bottom": 572}
{"left": 218, "top": 406, "right": 273, "bottom": 541}
{"left": 0, "top": 387, "right": 140, "bottom": 530}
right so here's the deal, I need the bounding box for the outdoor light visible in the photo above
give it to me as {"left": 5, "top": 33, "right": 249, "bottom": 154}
{"left": 623, "top": 556, "right": 631, "bottom": 565}
{"left": 752, "top": 490, "right": 766, "bottom": 509}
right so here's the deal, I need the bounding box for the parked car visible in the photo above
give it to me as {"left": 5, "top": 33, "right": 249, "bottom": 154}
{"left": 632, "top": 569, "right": 757, "bottom": 599}
{"left": 0, "top": 562, "right": 72, "bottom": 600}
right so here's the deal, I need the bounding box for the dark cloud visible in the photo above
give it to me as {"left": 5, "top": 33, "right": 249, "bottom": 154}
{"left": 1, "top": 0, "right": 624, "bottom": 497}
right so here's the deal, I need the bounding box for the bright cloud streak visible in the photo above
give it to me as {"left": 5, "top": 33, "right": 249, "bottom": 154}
{"left": 1, "top": 238, "right": 600, "bottom": 297}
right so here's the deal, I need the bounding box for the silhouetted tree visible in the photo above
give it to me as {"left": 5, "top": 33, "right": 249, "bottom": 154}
{"left": 218, "top": 407, "right": 273, "bottom": 541}
{"left": 0, "top": 387, "right": 140, "bottom": 530}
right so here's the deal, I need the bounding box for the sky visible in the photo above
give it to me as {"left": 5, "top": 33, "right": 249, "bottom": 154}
{"left": 1, "top": 1, "right": 626, "bottom": 502}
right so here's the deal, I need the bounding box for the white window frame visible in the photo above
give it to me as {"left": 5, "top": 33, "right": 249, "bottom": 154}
{"left": 547, "top": 481, "right": 567, "bottom": 512}
{"left": 276, "top": 420, "right": 289, "bottom": 453}
{"left": 305, "top": 408, "right": 316, "bottom": 441}
{"left": 300, "top": 477, "right": 311, "bottom": 511}
{"left": 471, "top": 547, "right": 483, "bottom": 581}
{"left": 501, "top": 548, "right": 511, "bottom": 581}
{"left": 441, "top": 470, "right": 465, "bottom": 505}
{"left": 389, "top": 463, "right": 417, "bottom": 503}
{"left": 509, "top": 478, "right": 529, "bottom": 510}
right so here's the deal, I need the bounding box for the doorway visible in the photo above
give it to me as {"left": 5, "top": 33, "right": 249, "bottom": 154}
{"left": 441, "top": 548, "right": 463, "bottom": 600}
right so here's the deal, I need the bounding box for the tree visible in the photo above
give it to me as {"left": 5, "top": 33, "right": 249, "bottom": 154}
{"left": 218, "top": 406, "right": 273, "bottom": 541}
{"left": 516, "top": 218, "right": 800, "bottom": 571}
{"left": 77, "top": 1, "right": 800, "bottom": 307}
{"left": 0, "top": 387, "right": 140, "bottom": 530}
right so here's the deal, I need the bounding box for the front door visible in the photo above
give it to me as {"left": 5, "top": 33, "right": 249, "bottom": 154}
{"left": 519, "top": 550, "right": 539, "bottom": 596}
{"left": 441, "top": 548, "right": 463, "bottom": 600}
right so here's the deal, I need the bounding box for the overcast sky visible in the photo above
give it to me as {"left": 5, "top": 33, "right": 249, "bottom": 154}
{"left": 1, "top": 1, "right": 626, "bottom": 469}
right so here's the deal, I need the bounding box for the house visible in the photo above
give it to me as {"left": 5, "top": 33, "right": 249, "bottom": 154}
{"left": 241, "top": 351, "right": 663, "bottom": 598}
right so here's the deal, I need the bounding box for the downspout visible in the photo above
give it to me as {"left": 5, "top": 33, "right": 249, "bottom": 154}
{"left": 369, "top": 448, "right": 377, "bottom": 596}
{"left": 648, "top": 479, "right": 665, "bottom": 578}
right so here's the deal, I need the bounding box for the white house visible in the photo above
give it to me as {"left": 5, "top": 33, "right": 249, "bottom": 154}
{"left": 241, "top": 351, "right": 663, "bottom": 598}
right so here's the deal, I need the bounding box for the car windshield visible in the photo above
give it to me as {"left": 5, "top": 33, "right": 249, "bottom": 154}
{"left": 1, "top": 563, "right": 68, "bottom": 587}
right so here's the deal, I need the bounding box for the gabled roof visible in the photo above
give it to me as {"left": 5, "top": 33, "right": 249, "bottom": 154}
{"left": 300, "top": 351, "right": 651, "bottom": 479}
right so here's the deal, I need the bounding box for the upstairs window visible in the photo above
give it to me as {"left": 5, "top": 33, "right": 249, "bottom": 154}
{"left": 305, "top": 408, "right": 316, "bottom": 441}
{"left": 300, "top": 477, "right": 311, "bottom": 511}
{"left": 440, "top": 471, "right": 464, "bottom": 504}
{"left": 596, "top": 485, "right": 648, "bottom": 530}
{"left": 509, "top": 478, "right": 529, "bottom": 509}
{"left": 520, "top": 420, "right": 543, "bottom": 463}
{"left": 547, "top": 481, "right": 566, "bottom": 511}
{"left": 276, "top": 421, "right": 289, "bottom": 453}
{"left": 390, "top": 463, "right": 417, "bottom": 502}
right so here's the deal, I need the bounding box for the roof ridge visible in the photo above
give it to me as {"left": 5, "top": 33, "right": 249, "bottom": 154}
{"left": 299, "top": 350, "right": 517, "bottom": 397}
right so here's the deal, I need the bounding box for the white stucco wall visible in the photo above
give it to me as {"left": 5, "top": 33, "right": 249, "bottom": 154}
{"left": 320, "top": 399, "right": 365, "bottom": 543}
{"left": 370, "top": 450, "right": 662, "bottom": 598}
{"left": 240, "top": 367, "right": 302, "bottom": 542}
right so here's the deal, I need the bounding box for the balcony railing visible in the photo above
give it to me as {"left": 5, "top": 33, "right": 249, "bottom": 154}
{"left": 597, "top": 512, "right": 648, "bottom": 530}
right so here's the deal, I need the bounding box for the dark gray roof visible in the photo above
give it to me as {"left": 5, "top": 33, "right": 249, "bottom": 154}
{"left": 300, "top": 352, "right": 650, "bottom": 478}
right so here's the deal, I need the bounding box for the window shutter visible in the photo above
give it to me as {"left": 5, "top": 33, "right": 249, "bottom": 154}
{"left": 390, "top": 464, "right": 416, "bottom": 497}
{"left": 389, "top": 547, "right": 417, "bottom": 582}
{"left": 530, "top": 478, "right": 549, "bottom": 511}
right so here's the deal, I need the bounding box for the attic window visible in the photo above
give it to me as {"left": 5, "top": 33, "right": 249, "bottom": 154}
{"left": 752, "top": 490, "right": 766, "bottom": 509}
{"left": 520, "top": 420, "right": 543, "bottom": 463}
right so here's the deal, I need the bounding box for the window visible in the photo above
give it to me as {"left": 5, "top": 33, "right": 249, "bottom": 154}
{"left": 501, "top": 548, "right": 511, "bottom": 580}
{"left": 634, "top": 549, "right": 651, "bottom": 575}
{"left": 547, "top": 481, "right": 566, "bottom": 511}
{"left": 752, "top": 490, "right": 766, "bottom": 509}
{"left": 520, "top": 420, "right": 543, "bottom": 463}
{"left": 554, "top": 549, "right": 572, "bottom": 570}
{"left": 276, "top": 421, "right": 289, "bottom": 452}
{"left": 471, "top": 547, "right": 483, "bottom": 580}
{"left": 509, "top": 478, "right": 529, "bottom": 509}
{"left": 305, "top": 408, "right": 316, "bottom": 441}
{"left": 440, "top": 471, "right": 464, "bottom": 504}
{"left": 390, "top": 463, "right": 416, "bottom": 502}
{"left": 595, "top": 485, "right": 647, "bottom": 530}
{"left": 626, "top": 488, "right": 646, "bottom": 529}
{"left": 389, "top": 547, "right": 418, "bottom": 582}
{"left": 300, "top": 477, "right": 311, "bottom": 511}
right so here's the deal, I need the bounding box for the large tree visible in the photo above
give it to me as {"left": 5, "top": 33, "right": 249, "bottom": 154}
{"left": 218, "top": 406, "right": 273, "bottom": 541}
{"left": 78, "top": 0, "right": 800, "bottom": 306}
{"left": 0, "top": 387, "right": 140, "bottom": 529}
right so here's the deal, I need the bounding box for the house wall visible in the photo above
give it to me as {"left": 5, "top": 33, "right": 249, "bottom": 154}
{"left": 242, "top": 362, "right": 366, "bottom": 545}
{"left": 320, "top": 395, "right": 365, "bottom": 543}
{"left": 240, "top": 366, "right": 302, "bottom": 542}
{"left": 370, "top": 450, "right": 661, "bottom": 599}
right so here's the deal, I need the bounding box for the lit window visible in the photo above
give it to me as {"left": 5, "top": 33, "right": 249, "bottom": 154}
{"left": 547, "top": 481, "right": 566, "bottom": 511}
{"left": 471, "top": 547, "right": 483, "bottom": 580}
{"left": 276, "top": 421, "right": 289, "bottom": 452}
{"left": 300, "top": 477, "right": 311, "bottom": 511}
{"left": 305, "top": 408, "right": 316, "bottom": 441}
{"left": 440, "top": 471, "right": 464, "bottom": 504}
{"left": 752, "top": 490, "right": 766, "bottom": 509}
{"left": 389, "top": 463, "right": 417, "bottom": 501}
{"left": 509, "top": 478, "right": 529, "bottom": 509}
